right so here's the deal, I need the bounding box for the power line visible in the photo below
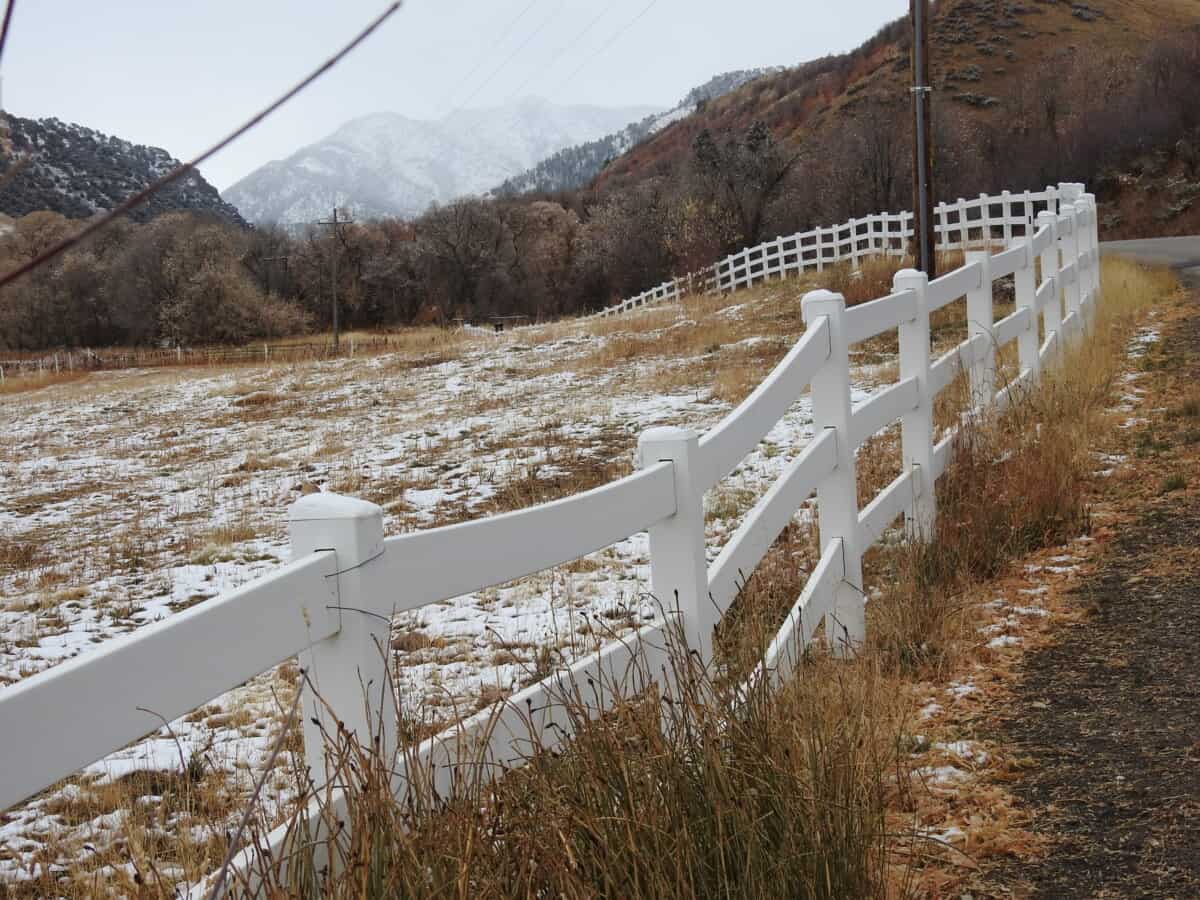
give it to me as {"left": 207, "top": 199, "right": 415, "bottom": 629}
{"left": 504, "top": 5, "right": 611, "bottom": 104}
{"left": 0, "top": 2, "right": 404, "bottom": 290}
{"left": 451, "top": 0, "right": 564, "bottom": 113}
{"left": 435, "top": 0, "right": 540, "bottom": 112}
{"left": 0, "top": 0, "right": 16, "bottom": 69}
{"left": 557, "top": 0, "right": 662, "bottom": 92}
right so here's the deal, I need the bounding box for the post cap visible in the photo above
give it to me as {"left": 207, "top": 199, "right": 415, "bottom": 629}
{"left": 637, "top": 426, "right": 698, "bottom": 468}
{"left": 801, "top": 289, "right": 845, "bottom": 325}
{"left": 288, "top": 492, "right": 384, "bottom": 568}
{"left": 289, "top": 492, "right": 382, "bottom": 523}
{"left": 893, "top": 267, "right": 928, "bottom": 288}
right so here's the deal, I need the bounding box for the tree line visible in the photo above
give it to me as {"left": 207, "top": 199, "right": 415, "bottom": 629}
{"left": 1, "top": 28, "right": 1196, "bottom": 352}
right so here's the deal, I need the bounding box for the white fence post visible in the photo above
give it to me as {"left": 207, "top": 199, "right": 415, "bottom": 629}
{"left": 288, "top": 493, "right": 392, "bottom": 786}
{"left": 1080, "top": 192, "right": 1101, "bottom": 307}
{"left": 801, "top": 290, "right": 864, "bottom": 652}
{"left": 965, "top": 250, "right": 995, "bottom": 409}
{"left": 894, "top": 269, "right": 936, "bottom": 539}
{"left": 1012, "top": 234, "right": 1040, "bottom": 383}
{"left": 1036, "top": 210, "right": 1062, "bottom": 359}
{"left": 639, "top": 427, "right": 712, "bottom": 664}
{"left": 1060, "top": 202, "right": 1082, "bottom": 338}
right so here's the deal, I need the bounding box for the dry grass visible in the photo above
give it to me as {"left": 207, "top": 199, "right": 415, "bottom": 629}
{"left": 3, "top": 255, "right": 1175, "bottom": 897}
{"left": 0, "top": 369, "right": 90, "bottom": 395}
{"left": 234, "top": 629, "right": 907, "bottom": 900}
{"left": 869, "top": 257, "right": 1176, "bottom": 680}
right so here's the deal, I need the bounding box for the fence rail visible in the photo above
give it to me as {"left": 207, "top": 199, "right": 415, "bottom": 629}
{"left": 0, "top": 338, "right": 393, "bottom": 382}
{"left": 587, "top": 185, "right": 1070, "bottom": 320}
{"left": 0, "top": 182, "right": 1102, "bottom": 894}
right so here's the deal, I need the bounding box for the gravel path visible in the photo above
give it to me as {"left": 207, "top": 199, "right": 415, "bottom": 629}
{"left": 978, "top": 280, "right": 1200, "bottom": 898}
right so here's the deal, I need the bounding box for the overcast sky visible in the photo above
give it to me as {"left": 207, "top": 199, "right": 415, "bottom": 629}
{"left": 3, "top": 0, "right": 903, "bottom": 192}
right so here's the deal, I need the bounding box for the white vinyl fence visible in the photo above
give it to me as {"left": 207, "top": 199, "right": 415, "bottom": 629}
{"left": 0, "top": 182, "right": 1102, "bottom": 892}
{"left": 588, "top": 185, "right": 1071, "bottom": 318}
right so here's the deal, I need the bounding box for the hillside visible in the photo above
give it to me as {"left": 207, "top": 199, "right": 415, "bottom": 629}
{"left": 0, "top": 114, "right": 245, "bottom": 226}
{"left": 223, "top": 98, "right": 661, "bottom": 224}
{"left": 495, "top": 69, "right": 781, "bottom": 197}
{"left": 593, "top": 0, "right": 1200, "bottom": 195}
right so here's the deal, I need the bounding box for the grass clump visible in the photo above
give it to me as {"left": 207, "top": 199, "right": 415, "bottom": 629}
{"left": 238, "top": 631, "right": 905, "bottom": 900}
{"left": 869, "top": 256, "right": 1176, "bottom": 677}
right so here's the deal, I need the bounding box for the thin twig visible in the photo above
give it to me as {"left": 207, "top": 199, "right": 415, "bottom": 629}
{"left": 135, "top": 705, "right": 191, "bottom": 776}
{"left": 0, "top": 1, "right": 403, "bottom": 291}
{"left": 0, "top": 0, "right": 16, "bottom": 68}
{"left": 206, "top": 684, "right": 304, "bottom": 900}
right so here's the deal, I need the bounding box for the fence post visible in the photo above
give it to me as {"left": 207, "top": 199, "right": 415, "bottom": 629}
{"left": 639, "top": 427, "right": 712, "bottom": 665}
{"left": 801, "top": 290, "right": 864, "bottom": 653}
{"left": 1059, "top": 203, "right": 1082, "bottom": 339}
{"left": 288, "top": 493, "right": 392, "bottom": 787}
{"left": 894, "top": 269, "right": 936, "bottom": 539}
{"left": 1036, "top": 210, "right": 1061, "bottom": 359}
{"left": 957, "top": 198, "right": 969, "bottom": 248}
{"left": 1001, "top": 189, "right": 1012, "bottom": 245}
{"left": 1012, "top": 233, "right": 1040, "bottom": 384}
{"left": 979, "top": 193, "right": 991, "bottom": 247}
{"left": 964, "top": 250, "right": 995, "bottom": 409}
{"left": 1080, "top": 192, "right": 1100, "bottom": 309}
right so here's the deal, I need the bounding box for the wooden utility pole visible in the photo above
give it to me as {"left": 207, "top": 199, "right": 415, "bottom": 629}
{"left": 910, "top": 0, "right": 937, "bottom": 277}
{"left": 317, "top": 208, "right": 353, "bottom": 349}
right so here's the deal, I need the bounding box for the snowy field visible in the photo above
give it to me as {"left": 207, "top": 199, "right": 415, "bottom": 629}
{"left": 1, "top": 281, "right": 922, "bottom": 890}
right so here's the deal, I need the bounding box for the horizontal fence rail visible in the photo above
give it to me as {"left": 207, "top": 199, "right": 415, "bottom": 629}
{"left": 0, "top": 183, "right": 1103, "bottom": 894}
{"left": 0, "top": 338, "right": 394, "bottom": 382}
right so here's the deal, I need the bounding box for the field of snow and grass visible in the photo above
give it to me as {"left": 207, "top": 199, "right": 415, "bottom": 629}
{"left": 0, "top": 270, "right": 982, "bottom": 891}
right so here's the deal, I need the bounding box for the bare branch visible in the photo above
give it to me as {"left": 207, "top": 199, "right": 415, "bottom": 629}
{"left": 0, "top": 0, "right": 17, "bottom": 67}
{"left": 0, "top": 1, "right": 403, "bottom": 291}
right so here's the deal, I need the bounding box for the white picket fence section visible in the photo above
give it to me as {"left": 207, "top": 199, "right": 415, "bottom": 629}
{"left": 588, "top": 185, "right": 1069, "bottom": 318}
{"left": 0, "top": 182, "right": 1102, "bottom": 893}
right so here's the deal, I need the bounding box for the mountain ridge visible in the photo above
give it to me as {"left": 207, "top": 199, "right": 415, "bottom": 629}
{"left": 495, "top": 69, "right": 783, "bottom": 197}
{"left": 223, "top": 98, "right": 661, "bottom": 224}
{"left": 0, "top": 113, "right": 245, "bottom": 226}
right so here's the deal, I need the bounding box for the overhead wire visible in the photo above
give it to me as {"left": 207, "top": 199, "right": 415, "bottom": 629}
{"left": 504, "top": 4, "right": 611, "bottom": 104}
{"left": 0, "top": 2, "right": 404, "bottom": 289}
{"left": 557, "top": 0, "right": 663, "bottom": 91}
{"left": 450, "top": 0, "right": 564, "bottom": 113}
{"left": 435, "top": 0, "right": 540, "bottom": 112}
{"left": 0, "top": 0, "right": 16, "bottom": 68}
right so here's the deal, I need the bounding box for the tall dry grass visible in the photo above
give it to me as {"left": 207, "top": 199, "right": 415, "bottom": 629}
{"left": 869, "top": 257, "right": 1178, "bottom": 676}
{"left": 10, "top": 258, "right": 1174, "bottom": 899}
{"left": 231, "top": 626, "right": 905, "bottom": 900}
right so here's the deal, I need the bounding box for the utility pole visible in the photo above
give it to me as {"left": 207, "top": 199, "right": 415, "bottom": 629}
{"left": 911, "top": 0, "right": 937, "bottom": 277}
{"left": 317, "top": 208, "right": 353, "bottom": 350}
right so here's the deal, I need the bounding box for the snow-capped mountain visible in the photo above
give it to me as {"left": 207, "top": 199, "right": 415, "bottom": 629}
{"left": 495, "top": 69, "right": 784, "bottom": 197}
{"left": 0, "top": 114, "right": 245, "bottom": 226}
{"left": 223, "top": 98, "right": 662, "bottom": 224}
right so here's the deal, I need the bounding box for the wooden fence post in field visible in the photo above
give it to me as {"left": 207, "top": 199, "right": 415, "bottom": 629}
{"left": 1012, "top": 234, "right": 1041, "bottom": 382}
{"left": 288, "top": 493, "right": 392, "bottom": 786}
{"left": 965, "top": 249, "right": 996, "bottom": 409}
{"left": 801, "top": 290, "right": 864, "bottom": 652}
{"left": 894, "top": 269, "right": 937, "bottom": 539}
{"left": 639, "top": 427, "right": 712, "bottom": 664}
{"left": 1037, "top": 210, "right": 1063, "bottom": 359}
